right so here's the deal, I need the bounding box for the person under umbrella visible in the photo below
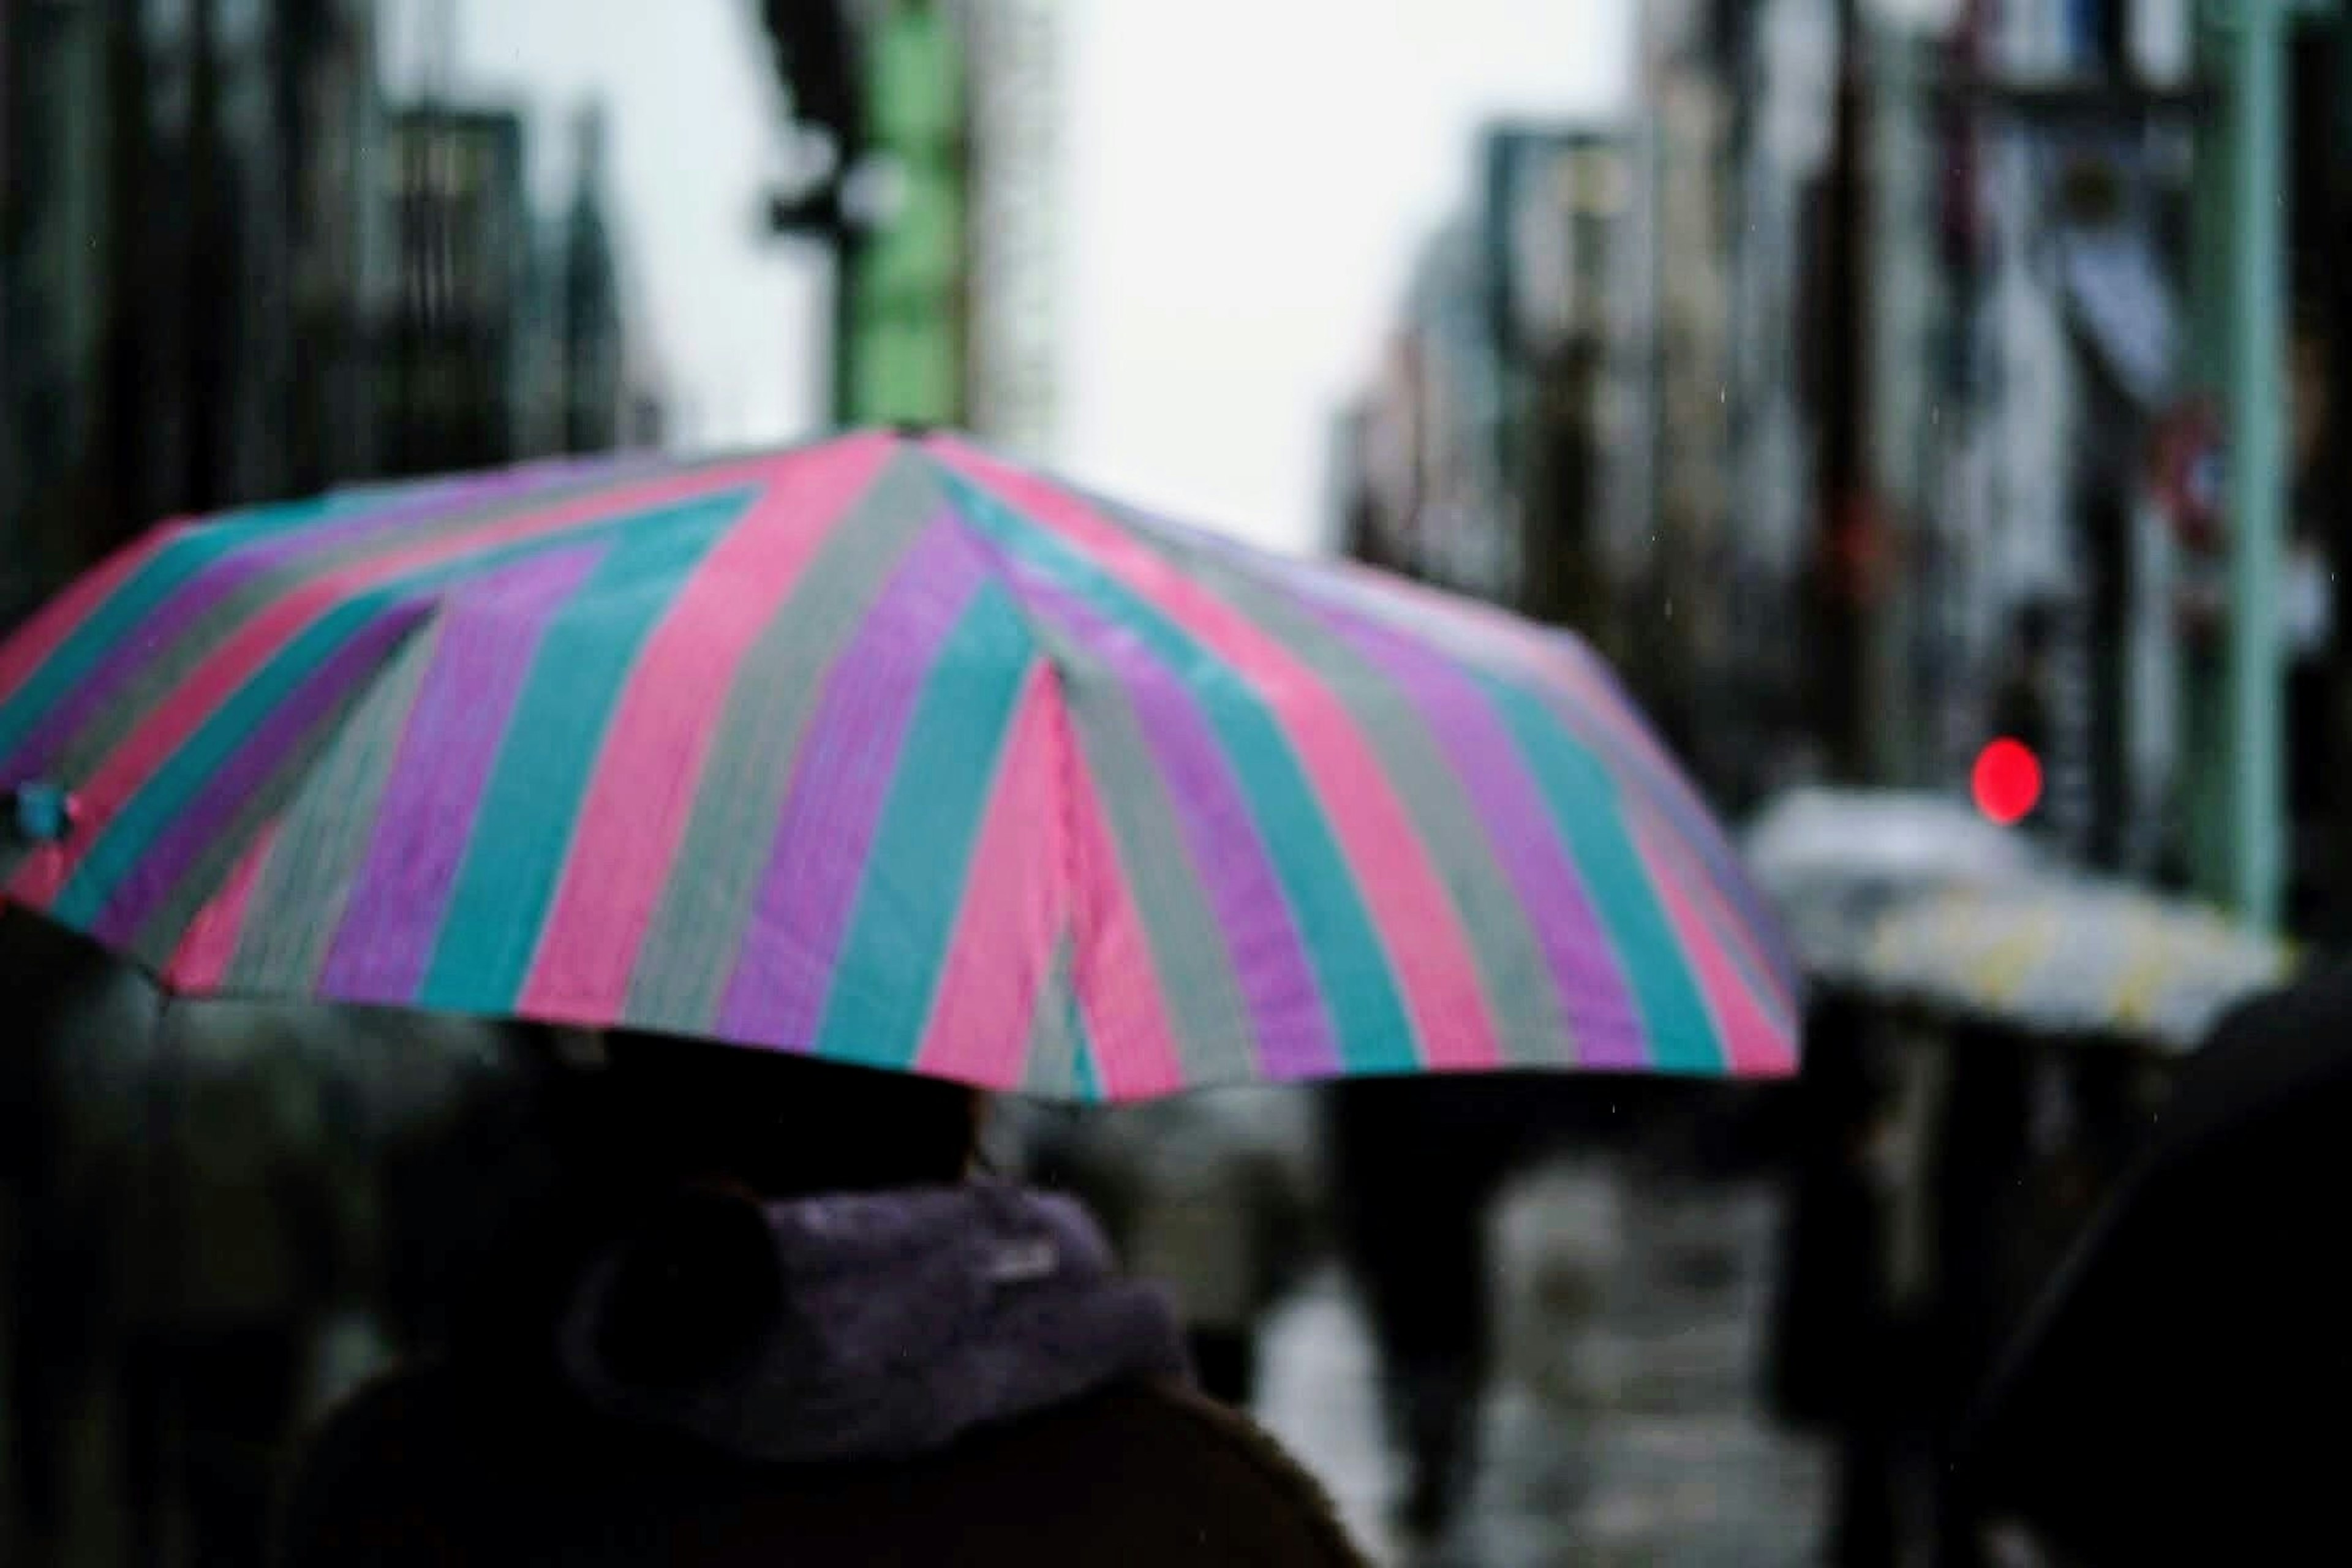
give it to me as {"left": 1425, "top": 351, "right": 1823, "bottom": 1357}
{"left": 279, "top": 1030, "right": 1369, "bottom": 1566}
{"left": 0, "top": 429, "right": 1800, "bottom": 1563}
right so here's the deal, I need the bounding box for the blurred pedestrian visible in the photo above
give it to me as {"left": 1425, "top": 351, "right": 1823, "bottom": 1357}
{"left": 278, "top": 1034, "right": 1370, "bottom": 1566}
{"left": 1, "top": 911, "right": 118, "bottom": 1566}
{"left": 69, "top": 990, "right": 368, "bottom": 1568}
{"left": 1324, "top": 1076, "right": 1494, "bottom": 1542}
{"left": 1322, "top": 1072, "right": 1721, "bottom": 1545}
{"left": 365, "top": 1025, "right": 554, "bottom": 1363}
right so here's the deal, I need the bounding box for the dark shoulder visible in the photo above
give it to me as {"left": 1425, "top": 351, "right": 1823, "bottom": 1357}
{"left": 995, "top": 1381, "right": 1373, "bottom": 1566}
{"left": 279, "top": 1366, "right": 1373, "bottom": 1567}
{"left": 276, "top": 1361, "right": 561, "bottom": 1564}
{"left": 290, "top": 1359, "right": 510, "bottom": 1472}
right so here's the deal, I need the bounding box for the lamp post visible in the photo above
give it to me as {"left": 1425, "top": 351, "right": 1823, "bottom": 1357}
{"left": 764, "top": 1, "right": 967, "bottom": 430}
{"left": 1814, "top": 0, "right": 1872, "bottom": 783}
{"left": 2197, "top": 0, "right": 2331, "bottom": 928}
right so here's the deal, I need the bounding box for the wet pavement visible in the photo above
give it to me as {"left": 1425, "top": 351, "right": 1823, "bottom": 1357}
{"left": 1256, "top": 1162, "right": 1828, "bottom": 1566}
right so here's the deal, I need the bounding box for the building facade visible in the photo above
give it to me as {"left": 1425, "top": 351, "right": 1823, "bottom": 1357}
{"left": 963, "top": 0, "right": 1060, "bottom": 453}
{"left": 380, "top": 104, "right": 532, "bottom": 473}
{"left": 1, "top": 0, "right": 392, "bottom": 616}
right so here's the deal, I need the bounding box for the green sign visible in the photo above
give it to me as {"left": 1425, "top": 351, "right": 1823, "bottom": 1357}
{"left": 840, "top": 2, "right": 966, "bottom": 426}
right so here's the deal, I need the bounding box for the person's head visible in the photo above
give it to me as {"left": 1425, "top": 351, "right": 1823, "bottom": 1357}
{"left": 547, "top": 1029, "right": 986, "bottom": 1203}
{"left": 458, "top": 1028, "right": 986, "bottom": 1368}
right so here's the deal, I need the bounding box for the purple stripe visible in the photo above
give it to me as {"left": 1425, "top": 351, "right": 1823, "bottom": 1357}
{"left": 1370, "top": 573, "right": 1793, "bottom": 1003}
{"left": 1, "top": 468, "right": 562, "bottom": 784}
{"left": 1249, "top": 532, "right": 1795, "bottom": 1016}
{"left": 317, "top": 545, "right": 609, "bottom": 1005}
{"left": 1298, "top": 601, "right": 1650, "bottom": 1070}
{"left": 1066, "top": 497, "right": 1796, "bottom": 1022}
{"left": 1012, "top": 572, "right": 1343, "bottom": 1083}
{"left": 716, "top": 524, "right": 984, "bottom": 1047}
{"left": 89, "top": 603, "right": 431, "bottom": 949}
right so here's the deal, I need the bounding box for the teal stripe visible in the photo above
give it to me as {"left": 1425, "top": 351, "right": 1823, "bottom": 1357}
{"left": 1069, "top": 1004, "right": 1106, "bottom": 1105}
{"left": 221, "top": 622, "right": 443, "bottom": 992}
{"left": 204, "top": 491, "right": 394, "bottom": 535}
{"left": 417, "top": 494, "right": 747, "bottom": 1012}
{"left": 49, "top": 594, "right": 428, "bottom": 929}
{"left": 944, "top": 475, "right": 1419, "bottom": 1077}
{"left": 808, "top": 581, "right": 1038, "bottom": 1071}
{"left": 1480, "top": 675, "right": 1723, "bottom": 1074}
{"left": 0, "top": 500, "right": 357, "bottom": 756}
{"left": 48, "top": 497, "right": 754, "bottom": 926}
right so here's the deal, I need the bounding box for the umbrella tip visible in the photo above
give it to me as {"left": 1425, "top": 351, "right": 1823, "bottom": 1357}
{"left": 9, "top": 781, "right": 80, "bottom": 845}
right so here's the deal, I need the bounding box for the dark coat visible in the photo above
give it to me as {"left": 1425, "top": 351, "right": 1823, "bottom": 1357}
{"left": 277, "top": 1183, "right": 1367, "bottom": 1566}
{"left": 279, "top": 1365, "right": 1364, "bottom": 1567}
{"left": 1961, "top": 961, "right": 2352, "bottom": 1566}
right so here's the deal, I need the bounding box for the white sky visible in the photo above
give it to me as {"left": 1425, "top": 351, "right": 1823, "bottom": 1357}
{"left": 382, "top": 0, "right": 1635, "bottom": 554}
{"left": 1055, "top": 0, "right": 1634, "bottom": 552}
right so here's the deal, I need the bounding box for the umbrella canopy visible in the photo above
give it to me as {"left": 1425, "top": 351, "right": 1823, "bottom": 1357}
{"left": 0, "top": 430, "right": 1796, "bottom": 1101}
{"left": 1858, "top": 876, "right": 2293, "bottom": 1052}
{"left": 1744, "top": 788, "right": 2038, "bottom": 889}
{"left": 1742, "top": 788, "right": 2040, "bottom": 984}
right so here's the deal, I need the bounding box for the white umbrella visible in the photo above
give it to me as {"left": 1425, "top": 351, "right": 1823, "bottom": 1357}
{"left": 1743, "top": 789, "right": 2041, "bottom": 986}
{"left": 1860, "top": 876, "right": 2296, "bottom": 1053}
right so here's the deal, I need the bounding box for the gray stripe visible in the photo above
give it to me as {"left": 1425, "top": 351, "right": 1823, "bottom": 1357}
{"left": 1059, "top": 669, "right": 1259, "bottom": 1088}
{"left": 1017, "top": 935, "right": 1084, "bottom": 1098}
{"left": 56, "top": 465, "right": 666, "bottom": 783}
{"left": 1112, "top": 513, "right": 1572, "bottom": 1065}
{"left": 218, "top": 624, "right": 443, "bottom": 992}
{"left": 625, "top": 455, "right": 946, "bottom": 1032}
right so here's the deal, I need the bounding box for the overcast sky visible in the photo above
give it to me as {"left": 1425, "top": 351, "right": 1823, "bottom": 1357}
{"left": 382, "top": 0, "right": 1634, "bottom": 554}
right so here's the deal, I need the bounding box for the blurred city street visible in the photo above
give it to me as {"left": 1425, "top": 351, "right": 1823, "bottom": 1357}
{"left": 1260, "top": 1166, "right": 1828, "bottom": 1566}
{"left": 7, "top": 0, "right": 2349, "bottom": 1562}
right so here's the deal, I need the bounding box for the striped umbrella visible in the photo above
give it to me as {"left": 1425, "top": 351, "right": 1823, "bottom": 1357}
{"left": 0, "top": 430, "right": 1797, "bottom": 1101}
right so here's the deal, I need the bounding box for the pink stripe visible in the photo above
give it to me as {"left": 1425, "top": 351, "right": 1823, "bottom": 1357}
{"left": 518, "top": 439, "right": 897, "bottom": 1020}
{"left": 1638, "top": 827, "right": 1798, "bottom": 1077}
{"left": 1065, "top": 731, "right": 1186, "bottom": 1101}
{"left": 933, "top": 440, "right": 1503, "bottom": 1074}
{"left": 164, "top": 821, "right": 277, "bottom": 994}
{"left": 317, "top": 548, "right": 609, "bottom": 1006}
{"left": 1346, "top": 564, "right": 1797, "bottom": 1017}
{"left": 0, "top": 525, "right": 182, "bottom": 703}
{"left": 8, "top": 451, "right": 808, "bottom": 910}
{"left": 913, "top": 666, "right": 1066, "bottom": 1090}
{"left": 1637, "top": 793, "right": 1800, "bottom": 1023}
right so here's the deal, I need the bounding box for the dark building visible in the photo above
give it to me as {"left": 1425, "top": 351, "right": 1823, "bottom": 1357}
{"left": 1333, "top": 125, "right": 1637, "bottom": 656}
{"left": 280, "top": 0, "right": 394, "bottom": 494}
{"left": 1, "top": 0, "right": 388, "bottom": 623}
{"left": 380, "top": 104, "right": 533, "bottom": 474}
{"left": 1480, "top": 124, "right": 1637, "bottom": 650}
{"left": 557, "top": 103, "right": 624, "bottom": 456}
{"left": 1, "top": 0, "right": 115, "bottom": 617}
{"left": 1, "top": 0, "right": 13, "bottom": 603}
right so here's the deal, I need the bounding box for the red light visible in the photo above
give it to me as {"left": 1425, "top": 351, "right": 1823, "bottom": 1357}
{"left": 1973, "top": 738, "right": 2043, "bottom": 826}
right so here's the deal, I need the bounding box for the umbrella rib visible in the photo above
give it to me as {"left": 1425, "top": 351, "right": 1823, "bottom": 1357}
{"left": 924, "top": 470, "right": 1090, "bottom": 1066}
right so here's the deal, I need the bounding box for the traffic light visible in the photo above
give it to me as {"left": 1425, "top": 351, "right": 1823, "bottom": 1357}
{"left": 1973, "top": 737, "right": 2045, "bottom": 827}
{"left": 1975, "top": 600, "right": 2057, "bottom": 829}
